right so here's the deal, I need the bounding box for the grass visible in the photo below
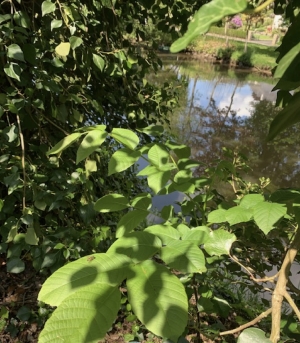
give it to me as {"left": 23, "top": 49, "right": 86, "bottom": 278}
{"left": 188, "top": 36, "right": 279, "bottom": 70}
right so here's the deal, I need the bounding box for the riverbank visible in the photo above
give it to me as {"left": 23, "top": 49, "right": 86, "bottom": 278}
{"left": 184, "top": 36, "right": 278, "bottom": 73}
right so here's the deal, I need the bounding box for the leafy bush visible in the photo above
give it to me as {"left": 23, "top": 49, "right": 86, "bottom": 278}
{"left": 209, "top": 26, "right": 247, "bottom": 39}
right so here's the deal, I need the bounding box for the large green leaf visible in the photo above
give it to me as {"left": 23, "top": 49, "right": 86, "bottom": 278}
{"left": 274, "top": 42, "right": 300, "bottom": 79}
{"left": 237, "top": 328, "right": 271, "bottom": 343}
{"left": 148, "top": 144, "right": 170, "bottom": 170}
{"left": 116, "top": 209, "right": 149, "bottom": 238}
{"left": 130, "top": 193, "right": 152, "bottom": 210}
{"left": 110, "top": 128, "right": 139, "bottom": 150}
{"left": 253, "top": 202, "right": 287, "bottom": 235}
{"left": 268, "top": 92, "right": 300, "bottom": 140}
{"left": 47, "top": 133, "right": 83, "bottom": 155}
{"left": 207, "top": 209, "right": 227, "bottom": 223}
{"left": 94, "top": 194, "right": 129, "bottom": 213}
{"left": 225, "top": 206, "right": 253, "bottom": 225}
{"left": 204, "top": 229, "right": 236, "bottom": 256}
{"left": 181, "top": 226, "right": 210, "bottom": 245}
{"left": 170, "top": 0, "right": 248, "bottom": 52}
{"left": 38, "top": 253, "right": 129, "bottom": 306}
{"left": 76, "top": 130, "right": 108, "bottom": 164}
{"left": 161, "top": 241, "right": 207, "bottom": 273}
{"left": 55, "top": 42, "right": 71, "bottom": 56}
{"left": 108, "top": 148, "right": 141, "bottom": 175}
{"left": 147, "top": 167, "right": 171, "bottom": 194}
{"left": 144, "top": 224, "right": 180, "bottom": 245}
{"left": 38, "top": 283, "right": 120, "bottom": 343}
{"left": 240, "top": 194, "right": 265, "bottom": 209}
{"left": 107, "top": 231, "right": 161, "bottom": 263}
{"left": 127, "top": 260, "right": 188, "bottom": 342}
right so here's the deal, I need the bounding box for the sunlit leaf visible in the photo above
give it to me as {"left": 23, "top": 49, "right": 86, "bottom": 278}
{"left": 55, "top": 42, "right": 71, "bottom": 56}
{"left": 107, "top": 231, "right": 161, "bottom": 263}
{"left": 108, "top": 148, "right": 141, "bottom": 175}
{"left": 144, "top": 225, "right": 180, "bottom": 245}
{"left": 204, "top": 229, "right": 236, "bottom": 256}
{"left": 225, "top": 206, "right": 253, "bottom": 225}
{"left": 253, "top": 202, "right": 287, "bottom": 234}
{"left": 110, "top": 128, "right": 139, "bottom": 150}
{"left": 7, "top": 44, "right": 25, "bottom": 62}
{"left": 38, "top": 284, "right": 120, "bottom": 343}
{"left": 94, "top": 194, "right": 129, "bottom": 213}
{"left": 76, "top": 130, "right": 108, "bottom": 164}
{"left": 127, "top": 260, "right": 188, "bottom": 342}
{"left": 38, "top": 253, "right": 129, "bottom": 306}
{"left": 161, "top": 240, "right": 206, "bottom": 273}
{"left": 47, "top": 133, "right": 83, "bottom": 155}
{"left": 92, "top": 53, "right": 105, "bottom": 71}
{"left": 42, "top": 0, "right": 56, "bottom": 16}
{"left": 116, "top": 209, "right": 149, "bottom": 238}
{"left": 237, "top": 328, "right": 271, "bottom": 343}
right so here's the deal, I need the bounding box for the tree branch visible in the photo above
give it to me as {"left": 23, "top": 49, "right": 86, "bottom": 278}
{"left": 283, "top": 291, "right": 300, "bottom": 322}
{"left": 220, "top": 308, "right": 272, "bottom": 336}
{"left": 270, "top": 226, "right": 300, "bottom": 343}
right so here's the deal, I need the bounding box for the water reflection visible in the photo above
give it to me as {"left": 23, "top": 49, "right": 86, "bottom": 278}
{"left": 164, "top": 60, "right": 300, "bottom": 189}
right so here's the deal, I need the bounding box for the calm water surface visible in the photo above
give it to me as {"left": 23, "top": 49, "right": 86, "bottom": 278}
{"left": 150, "top": 58, "right": 300, "bottom": 212}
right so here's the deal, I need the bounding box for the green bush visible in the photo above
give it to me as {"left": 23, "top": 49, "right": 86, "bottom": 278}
{"left": 209, "top": 26, "right": 247, "bottom": 39}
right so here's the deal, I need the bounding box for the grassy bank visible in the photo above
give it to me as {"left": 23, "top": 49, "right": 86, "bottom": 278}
{"left": 187, "top": 36, "right": 279, "bottom": 71}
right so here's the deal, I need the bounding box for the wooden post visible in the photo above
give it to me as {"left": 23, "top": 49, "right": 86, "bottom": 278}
{"left": 272, "top": 34, "right": 278, "bottom": 46}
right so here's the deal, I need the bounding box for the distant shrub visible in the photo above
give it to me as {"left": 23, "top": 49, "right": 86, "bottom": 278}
{"left": 216, "top": 47, "right": 234, "bottom": 60}
{"left": 209, "top": 26, "right": 247, "bottom": 39}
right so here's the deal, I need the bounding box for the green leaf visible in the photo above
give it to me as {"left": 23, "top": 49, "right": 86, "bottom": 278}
{"left": 92, "top": 53, "right": 105, "bottom": 71}
{"left": 107, "top": 231, "right": 161, "bottom": 263}
{"left": 7, "top": 44, "right": 25, "bottom": 62}
{"left": 7, "top": 258, "right": 25, "bottom": 273}
{"left": 51, "top": 19, "right": 62, "bottom": 30}
{"left": 137, "top": 125, "right": 164, "bottom": 136}
{"left": 38, "top": 253, "right": 129, "bottom": 306}
{"left": 116, "top": 209, "right": 149, "bottom": 238}
{"left": 47, "top": 133, "right": 83, "bottom": 155}
{"left": 144, "top": 225, "right": 180, "bottom": 245}
{"left": 204, "top": 229, "right": 236, "bottom": 256}
{"left": 148, "top": 144, "right": 169, "bottom": 170}
{"left": 41, "top": 0, "right": 56, "bottom": 16}
{"left": 181, "top": 226, "right": 210, "bottom": 245}
{"left": 225, "top": 206, "right": 253, "bottom": 226}
{"left": 161, "top": 241, "right": 206, "bottom": 273}
{"left": 240, "top": 194, "right": 265, "bottom": 209}
{"left": 146, "top": 167, "right": 170, "bottom": 194}
{"left": 170, "top": 0, "right": 248, "bottom": 53}
{"left": 237, "top": 328, "right": 271, "bottom": 343}
{"left": 253, "top": 202, "right": 287, "bottom": 235}
{"left": 94, "top": 194, "right": 129, "bottom": 213}
{"left": 108, "top": 148, "right": 141, "bottom": 175}
{"left": 274, "top": 42, "right": 300, "bottom": 79}
{"left": 268, "top": 93, "right": 300, "bottom": 140}
{"left": 14, "top": 11, "right": 30, "bottom": 28}
{"left": 110, "top": 128, "right": 139, "bottom": 150}
{"left": 127, "top": 260, "right": 188, "bottom": 342}
{"left": 207, "top": 209, "right": 227, "bottom": 223}
{"left": 130, "top": 193, "right": 152, "bottom": 210}
{"left": 25, "top": 227, "right": 38, "bottom": 245}
{"left": 55, "top": 42, "right": 71, "bottom": 56}
{"left": 69, "top": 36, "right": 83, "bottom": 49}
{"left": 38, "top": 284, "right": 120, "bottom": 343}
{"left": 76, "top": 130, "right": 108, "bottom": 164}
{"left": 4, "top": 63, "right": 21, "bottom": 81}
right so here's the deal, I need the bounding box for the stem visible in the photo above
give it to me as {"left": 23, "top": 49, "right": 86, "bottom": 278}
{"left": 220, "top": 308, "right": 272, "bottom": 336}
{"left": 16, "top": 114, "right": 26, "bottom": 211}
{"left": 244, "top": 0, "right": 275, "bottom": 14}
{"left": 192, "top": 274, "right": 202, "bottom": 343}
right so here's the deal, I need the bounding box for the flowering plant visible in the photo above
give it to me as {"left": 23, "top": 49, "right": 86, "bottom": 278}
{"left": 231, "top": 15, "right": 243, "bottom": 28}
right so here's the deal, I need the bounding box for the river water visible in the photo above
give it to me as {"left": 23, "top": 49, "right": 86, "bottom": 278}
{"left": 150, "top": 57, "right": 300, "bottom": 215}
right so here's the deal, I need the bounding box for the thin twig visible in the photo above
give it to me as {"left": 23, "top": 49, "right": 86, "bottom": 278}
{"left": 16, "top": 114, "right": 26, "bottom": 210}
{"left": 283, "top": 291, "right": 300, "bottom": 321}
{"left": 220, "top": 308, "right": 272, "bottom": 336}
{"left": 287, "top": 280, "right": 300, "bottom": 296}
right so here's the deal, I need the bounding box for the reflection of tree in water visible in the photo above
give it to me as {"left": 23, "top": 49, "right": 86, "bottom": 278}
{"left": 170, "top": 77, "right": 300, "bottom": 188}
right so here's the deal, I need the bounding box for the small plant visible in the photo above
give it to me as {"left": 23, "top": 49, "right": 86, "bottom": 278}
{"left": 231, "top": 15, "right": 243, "bottom": 28}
